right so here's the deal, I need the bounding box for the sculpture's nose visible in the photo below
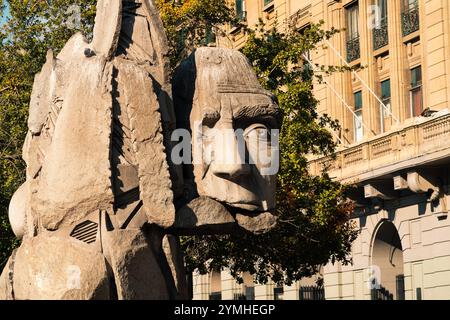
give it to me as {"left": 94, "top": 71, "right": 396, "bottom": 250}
{"left": 210, "top": 123, "right": 251, "bottom": 179}
{"left": 211, "top": 162, "right": 251, "bottom": 179}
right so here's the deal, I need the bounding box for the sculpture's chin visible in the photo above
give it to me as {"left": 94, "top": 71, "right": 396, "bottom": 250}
{"left": 171, "top": 196, "right": 276, "bottom": 235}
{"left": 234, "top": 211, "right": 277, "bottom": 235}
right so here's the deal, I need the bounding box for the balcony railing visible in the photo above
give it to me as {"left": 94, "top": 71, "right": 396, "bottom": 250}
{"left": 402, "top": 5, "right": 420, "bottom": 37}
{"left": 346, "top": 36, "right": 360, "bottom": 62}
{"left": 309, "top": 112, "right": 450, "bottom": 182}
{"left": 373, "top": 18, "right": 388, "bottom": 50}
{"left": 299, "top": 286, "right": 325, "bottom": 300}
{"left": 371, "top": 286, "right": 394, "bottom": 300}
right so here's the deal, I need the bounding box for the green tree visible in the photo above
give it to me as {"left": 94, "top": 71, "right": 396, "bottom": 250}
{"left": 180, "top": 21, "right": 358, "bottom": 285}
{"left": 156, "top": 0, "right": 235, "bottom": 68}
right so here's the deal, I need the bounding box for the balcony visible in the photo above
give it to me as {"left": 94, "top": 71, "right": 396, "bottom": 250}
{"left": 309, "top": 111, "right": 450, "bottom": 184}
{"left": 346, "top": 36, "right": 360, "bottom": 62}
{"left": 402, "top": 5, "right": 420, "bottom": 37}
{"left": 373, "top": 18, "right": 388, "bottom": 51}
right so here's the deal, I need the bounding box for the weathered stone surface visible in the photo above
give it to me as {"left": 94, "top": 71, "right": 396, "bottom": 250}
{"left": 28, "top": 50, "right": 56, "bottom": 134}
{"left": 173, "top": 47, "right": 279, "bottom": 234}
{"left": 91, "top": 0, "right": 122, "bottom": 60}
{"left": 8, "top": 182, "right": 28, "bottom": 239}
{"left": 235, "top": 212, "right": 277, "bottom": 235}
{"left": 113, "top": 58, "right": 175, "bottom": 228}
{"left": 32, "top": 57, "right": 115, "bottom": 231}
{"left": 105, "top": 229, "right": 169, "bottom": 300}
{"left": 162, "top": 235, "right": 189, "bottom": 299}
{"left": 0, "top": 254, "right": 15, "bottom": 300}
{"left": 10, "top": 234, "right": 110, "bottom": 300}
{"left": 172, "top": 196, "right": 237, "bottom": 235}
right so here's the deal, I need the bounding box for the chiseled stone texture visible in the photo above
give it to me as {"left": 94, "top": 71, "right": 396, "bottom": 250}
{"left": 235, "top": 211, "right": 278, "bottom": 235}
{"left": 173, "top": 196, "right": 237, "bottom": 234}
{"left": 32, "top": 57, "right": 115, "bottom": 231}
{"left": 105, "top": 229, "right": 169, "bottom": 300}
{"left": 113, "top": 58, "right": 175, "bottom": 228}
{"left": 162, "top": 235, "right": 189, "bottom": 299}
{"left": 11, "top": 233, "right": 110, "bottom": 300}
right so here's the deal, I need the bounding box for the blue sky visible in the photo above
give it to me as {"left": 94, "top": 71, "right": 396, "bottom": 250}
{"left": 1, "top": 1, "right": 10, "bottom": 26}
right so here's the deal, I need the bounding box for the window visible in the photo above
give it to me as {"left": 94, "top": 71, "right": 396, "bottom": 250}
{"left": 410, "top": 66, "right": 423, "bottom": 117}
{"left": 396, "top": 275, "right": 405, "bottom": 300}
{"left": 380, "top": 79, "right": 391, "bottom": 132}
{"left": 346, "top": 3, "right": 360, "bottom": 62}
{"left": 373, "top": 0, "right": 388, "bottom": 50}
{"left": 236, "top": 0, "right": 246, "bottom": 20}
{"left": 354, "top": 91, "right": 364, "bottom": 142}
{"left": 274, "top": 286, "right": 284, "bottom": 300}
{"left": 378, "top": 0, "right": 388, "bottom": 21}
{"left": 403, "top": 0, "right": 418, "bottom": 11}
{"left": 209, "top": 292, "right": 222, "bottom": 300}
{"left": 402, "top": 0, "right": 419, "bottom": 36}
{"left": 346, "top": 3, "right": 359, "bottom": 40}
{"left": 245, "top": 286, "right": 255, "bottom": 300}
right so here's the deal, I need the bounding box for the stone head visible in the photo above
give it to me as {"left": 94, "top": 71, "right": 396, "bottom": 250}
{"left": 173, "top": 47, "right": 280, "bottom": 214}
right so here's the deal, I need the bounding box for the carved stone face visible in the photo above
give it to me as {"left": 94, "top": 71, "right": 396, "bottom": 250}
{"left": 191, "top": 92, "right": 279, "bottom": 212}
{"left": 174, "top": 48, "right": 280, "bottom": 213}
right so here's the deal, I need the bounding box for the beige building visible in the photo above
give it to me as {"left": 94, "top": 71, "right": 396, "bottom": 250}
{"left": 192, "top": 0, "right": 450, "bottom": 300}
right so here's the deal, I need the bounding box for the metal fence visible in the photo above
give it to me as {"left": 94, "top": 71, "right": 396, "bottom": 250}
{"left": 299, "top": 286, "right": 325, "bottom": 300}
{"left": 371, "top": 286, "right": 394, "bottom": 300}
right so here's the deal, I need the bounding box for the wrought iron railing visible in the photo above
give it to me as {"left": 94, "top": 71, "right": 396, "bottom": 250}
{"left": 346, "top": 36, "right": 360, "bottom": 62}
{"left": 373, "top": 18, "right": 388, "bottom": 50}
{"left": 233, "top": 293, "right": 247, "bottom": 300}
{"left": 371, "top": 286, "right": 394, "bottom": 300}
{"left": 299, "top": 286, "right": 325, "bottom": 300}
{"left": 402, "top": 5, "right": 420, "bottom": 36}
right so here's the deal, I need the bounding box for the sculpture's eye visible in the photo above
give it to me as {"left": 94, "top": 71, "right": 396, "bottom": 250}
{"left": 244, "top": 124, "right": 271, "bottom": 144}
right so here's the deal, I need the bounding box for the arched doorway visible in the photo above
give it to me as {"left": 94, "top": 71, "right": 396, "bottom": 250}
{"left": 371, "top": 220, "right": 405, "bottom": 300}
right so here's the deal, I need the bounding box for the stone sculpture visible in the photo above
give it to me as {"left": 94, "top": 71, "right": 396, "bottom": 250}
{"left": 0, "top": 0, "right": 280, "bottom": 300}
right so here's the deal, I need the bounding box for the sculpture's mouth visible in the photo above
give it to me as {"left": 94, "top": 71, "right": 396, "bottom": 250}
{"left": 171, "top": 196, "right": 277, "bottom": 236}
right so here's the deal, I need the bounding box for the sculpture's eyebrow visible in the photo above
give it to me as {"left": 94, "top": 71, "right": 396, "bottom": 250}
{"left": 233, "top": 104, "right": 279, "bottom": 121}
{"left": 202, "top": 109, "right": 221, "bottom": 127}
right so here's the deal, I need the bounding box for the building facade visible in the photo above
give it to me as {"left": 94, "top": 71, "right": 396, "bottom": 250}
{"left": 192, "top": 0, "right": 450, "bottom": 300}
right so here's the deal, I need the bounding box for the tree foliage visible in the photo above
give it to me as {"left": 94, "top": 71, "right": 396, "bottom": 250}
{"left": 156, "top": 0, "right": 234, "bottom": 68}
